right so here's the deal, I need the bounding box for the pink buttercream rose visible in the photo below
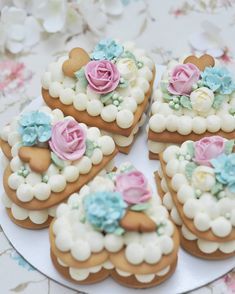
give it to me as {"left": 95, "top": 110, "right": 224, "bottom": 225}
{"left": 168, "top": 63, "right": 200, "bottom": 96}
{"left": 85, "top": 60, "right": 120, "bottom": 94}
{"left": 115, "top": 171, "right": 151, "bottom": 204}
{"left": 194, "top": 136, "right": 225, "bottom": 167}
{"left": 49, "top": 119, "right": 86, "bottom": 160}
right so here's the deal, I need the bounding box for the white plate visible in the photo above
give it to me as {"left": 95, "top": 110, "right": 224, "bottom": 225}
{"left": 0, "top": 67, "right": 234, "bottom": 294}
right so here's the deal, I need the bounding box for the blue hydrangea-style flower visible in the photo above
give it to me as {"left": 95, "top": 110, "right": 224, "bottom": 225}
{"left": 92, "top": 39, "right": 124, "bottom": 61}
{"left": 83, "top": 191, "right": 127, "bottom": 233}
{"left": 19, "top": 111, "right": 52, "bottom": 146}
{"left": 201, "top": 66, "right": 235, "bottom": 95}
{"left": 211, "top": 153, "right": 235, "bottom": 192}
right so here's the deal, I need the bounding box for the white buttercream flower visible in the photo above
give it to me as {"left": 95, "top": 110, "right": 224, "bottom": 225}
{"left": 89, "top": 176, "right": 114, "bottom": 192}
{"left": 0, "top": 6, "right": 41, "bottom": 54}
{"left": 116, "top": 58, "right": 138, "bottom": 81}
{"left": 192, "top": 166, "right": 216, "bottom": 192}
{"left": 190, "top": 87, "right": 214, "bottom": 114}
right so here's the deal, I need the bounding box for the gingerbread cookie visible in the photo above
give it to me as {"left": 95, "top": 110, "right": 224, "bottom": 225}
{"left": 156, "top": 137, "right": 235, "bottom": 259}
{"left": 41, "top": 39, "right": 155, "bottom": 154}
{"left": 49, "top": 162, "right": 179, "bottom": 288}
{"left": 0, "top": 107, "right": 117, "bottom": 229}
{"left": 147, "top": 54, "right": 235, "bottom": 159}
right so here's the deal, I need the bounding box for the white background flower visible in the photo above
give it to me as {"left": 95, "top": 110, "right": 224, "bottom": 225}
{"left": 0, "top": 6, "right": 41, "bottom": 53}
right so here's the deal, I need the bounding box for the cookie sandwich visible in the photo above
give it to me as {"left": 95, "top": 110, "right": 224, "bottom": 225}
{"left": 147, "top": 54, "right": 235, "bottom": 159}
{"left": 50, "top": 163, "right": 179, "bottom": 288}
{"left": 41, "top": 39, "right": 155, "bottom": 154}
{"left": 156, "top": 137, "right": 235, "bottom": 259}
{"left": 0, "top": 107, "right": 117, "bottom": 229}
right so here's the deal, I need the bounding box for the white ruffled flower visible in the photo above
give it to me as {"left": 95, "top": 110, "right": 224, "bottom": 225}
{"left": 0, "top": 6, "right": 41, "bottom": 54}
{"left": 192, "top": 166, "right": 216, "bottom": 192}
{"left": 116, "top": 58, "right": 138, "bottom": 81}
{"left": 89, "top": 176, "right": 114, "bottom": 192}
{"left": 190, "top": 87, "right": 214, "bottom": 114}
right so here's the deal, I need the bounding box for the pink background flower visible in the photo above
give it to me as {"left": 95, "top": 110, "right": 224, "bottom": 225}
{"left": 194, "top": 136, "right": 225, "bottom": 166}
{"left": 85, "top": 60, "right": 120, "bottom": 94}
{"left": 168, "top": 63, "right": 200, "bottom": 95}
{"left": 49, "top": 119, "right": 86, "bottom": 160}
{"left": 115, "top": 171, "right": 151, "bottom": 204}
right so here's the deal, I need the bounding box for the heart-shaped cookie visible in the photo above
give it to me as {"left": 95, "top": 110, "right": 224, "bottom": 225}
{"left": 19, "top": 146, "right": 51, "bottom": 173}
{"left": 183, "top": 54, "right": 215, "bottom": 71}
{"left": 62, "top": 47, "right": 90, "bottom": 78}
{"left": 120, "top": 210, "right": 156, "bottom": 232}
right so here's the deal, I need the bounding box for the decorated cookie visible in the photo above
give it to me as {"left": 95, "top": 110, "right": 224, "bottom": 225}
{"left": 50, "top": 163, "right": 179, "bottom": 288}
{"left": 41, "top": 39, "right": 155, "bottom": 154}
{"left": 156, "top": 137, "right": 235, "bottom": 259}
{"left": 147, "top": 54, "right": 235, "bottom": 159}
{"left": 0, "top": 106, "right": 117, "bottom": 229}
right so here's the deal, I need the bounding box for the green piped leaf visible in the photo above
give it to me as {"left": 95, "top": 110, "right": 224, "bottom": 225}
{"left": 51, "top": 152, "right": 65, "bottom": 169}
{"left": 130, "top": 202, "right": 150, "bottom": 212}
{"left": 118, "top": 78, "right": 129, "bottom": 88}
{"left": 211, "top": 182, "right": 224, "bottom": 195}
{"left": 187, "top": 142, "right": 195, "bottom": 158}
{"left": 85, "top": 139, "right": 97, "bottom": 158}
{"left": 224, "top": 140, "right": 234, "bottom": 155}
{"left": 114, "top": 227, "right": 125, "bottom": 235}
{"left": 180, "top": 96, "right": 192, "bottom": 109}
{"left": 229, "top": 107, "right": 235, "bottom": 115}
{"left": 212, "top": 94, "right": 224, "bottom": 110}
{"left": 185, "top": 162, "right": 197, "bottom": 181}
{"left": 163, "top": 93, "right": 173, "bottom": 101}
{"left": 74, "top": 68, "right": 88, "bottom": 89}
{"left": 100, "top": 92, "right": 114, "bottom": 104}
{"left": 160, "top": 81, "right": 169, "bottom": 93}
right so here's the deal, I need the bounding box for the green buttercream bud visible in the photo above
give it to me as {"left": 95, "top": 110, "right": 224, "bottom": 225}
{"left": 185, "top": 154, "right": 191, "bottom": 160}
{"left": 174, "top": 103, "right": 180, "bottom": 110}
{"left": 113, "top": 100, "right": 119, "bottom": 106}
{"left": 218, "top": 191, "right": 225, "bottom": 198}
{"left": 195, "top": 189, "right": 202, "bottom": 197}
{"left": 169, "top": 101, "right": 175, "bottom": 107}
{"left": 173, "top": 96, "right": 179, "bottom": 103}
{"left": 22, "top": 169, "right": 29, "bottom": 177}
{"left": 120, "top": 77, "right": 125, "bottom": 83}
{"left": 42, "top": 175, "right": 49, "bottom": 183}
{"left": 113, "top": 93, "right": 119, "bottom": 99}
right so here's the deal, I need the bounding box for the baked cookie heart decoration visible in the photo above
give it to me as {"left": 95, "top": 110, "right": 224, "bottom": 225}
{"left": 19, "top": 146, "right": 51, "bottom": 173}
{"left": 183, "top": 54, "right": 215, "bottom": 71}
{"left": 120, "top": 210, "right": 157, "bottom": 232}
{"left": 62, "top": 47, "right": 90, "bottom": 78}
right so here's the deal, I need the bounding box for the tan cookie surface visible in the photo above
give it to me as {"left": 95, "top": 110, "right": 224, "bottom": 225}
{"left": 183, "top": 54, "right": 215, "bottom": 71}
{"left": 149, "top": 151, "right": 160, "bottom": 160}
{"left": 180, "top": 232, "right": 235, "bottom": 260}
{"left": 19, "top": 146, "right": 51, "bottom": 173}
{"left": 155, "top": 172, "right": 235, "bottom": 260}
{"left": 51, "top": 250, "right": 110, "bottom": 285}
{"left": 109, "top": 228, "right": 179, "bottom": 275}
{"left": 49, "top": 222, "right": 109, "bottom": 268}
{"left": 148, "top": 129, "right": 235, "bottom": 144}
{"left": 120, "top": 210, "right": 157, "bottom": 232}
{"left": 3, "top": 149, "right": 118, "bottom": 210}
{"left": 0, "top": 139, "right": 12, "bottom": 159}
{"left": 159, "top": 153, "right": 235, "bottom": 242}
{"left": 6, "top": 208, "right": 53, "bottom": 229}
{"left": 62, "top": 48, "right": 90, "bottom": 78}
{"left": 42, "top": 67, "right": 155, "bottom": 137}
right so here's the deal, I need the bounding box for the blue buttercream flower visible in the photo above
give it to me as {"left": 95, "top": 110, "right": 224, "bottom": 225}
{"left": 19, "top": 111, "right": 52, "bottom": 146}
{"left": 92, "top": 39, "right": 124, "bottom": 61}
{"left": 201, "top": 66, "right": 235, "bottom": 95}
{"left": 83, "top": 191, "right": 127, "bottom": 233}
{"left": 211, "top": 153, "right": 235, "bottom": 193}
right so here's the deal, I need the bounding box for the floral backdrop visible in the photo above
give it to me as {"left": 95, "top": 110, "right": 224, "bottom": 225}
{"left": 0, "top": 0, "right": 235, "bottom": 293}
